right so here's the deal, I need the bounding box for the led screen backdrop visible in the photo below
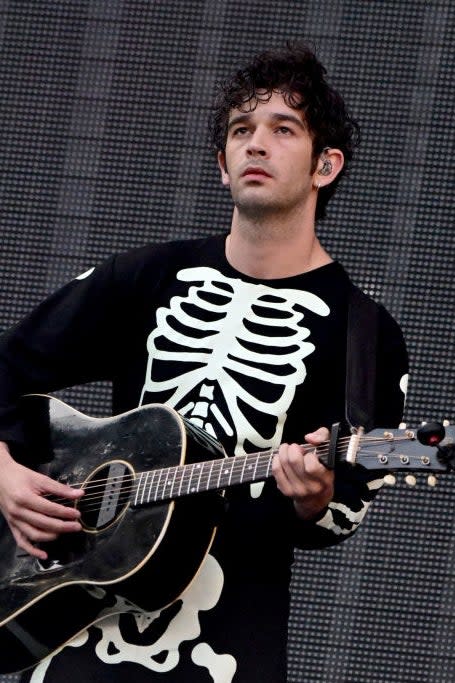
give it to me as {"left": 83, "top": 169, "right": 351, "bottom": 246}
{"left": 0, "top": 1, "right": 454, "bottom": 681}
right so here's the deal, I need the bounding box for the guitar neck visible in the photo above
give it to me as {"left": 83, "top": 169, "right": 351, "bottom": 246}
{"left": 133, "top": 446, "right": 314, "bottom": 506}
{"left": 132, "top": 422, "right": 454, "bottom": 507}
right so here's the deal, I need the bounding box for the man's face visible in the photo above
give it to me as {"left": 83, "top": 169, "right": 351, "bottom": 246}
{"left": 218, "top": 91, "right": 317, "bottom": 219}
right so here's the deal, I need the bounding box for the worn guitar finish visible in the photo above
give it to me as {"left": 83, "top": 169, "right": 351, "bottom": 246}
{"left": 0, "top": 395, "right": 228, "bottom": 674}
{"left": 0, "top": 394, "right": 454, "bottom": 674}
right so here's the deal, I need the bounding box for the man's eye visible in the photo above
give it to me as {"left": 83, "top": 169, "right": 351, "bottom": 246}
{"left": 232, "top": 127, "right": 248, "bottom": 136}
{"left": 276, "top": 126, "right": 292, "bottom": 134}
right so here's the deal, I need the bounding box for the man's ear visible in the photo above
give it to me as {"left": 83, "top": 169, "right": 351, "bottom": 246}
{"left": 312, "top": 148, "right": 344, "bottom": 189}
{"left": 217, "top": 151, "right": 230, "bottom": 187}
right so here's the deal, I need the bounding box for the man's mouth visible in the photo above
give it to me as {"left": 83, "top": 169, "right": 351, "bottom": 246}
{"left": 242, "top": 166, "right": 272, "bottom": 178}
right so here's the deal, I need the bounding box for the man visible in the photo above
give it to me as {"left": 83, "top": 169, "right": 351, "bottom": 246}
{"left": 0, "top": 43, "right": 407, "bottom": 682}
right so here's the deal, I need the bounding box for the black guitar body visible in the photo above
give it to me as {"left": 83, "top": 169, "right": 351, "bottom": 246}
{"left": 0, "top": 395, "right": 226, "bottom": 674}
{"left": 2, "top": 395, "right": 451, "bottom": 674}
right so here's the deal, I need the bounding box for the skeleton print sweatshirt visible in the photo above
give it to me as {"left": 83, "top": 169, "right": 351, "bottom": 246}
{"left": 0, "top": 233, "right": 408, "bottom": 683}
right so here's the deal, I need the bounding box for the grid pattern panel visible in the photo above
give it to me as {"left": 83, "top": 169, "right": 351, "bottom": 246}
{"left": 0, "top": 1, "right": 454, "bottom": 681}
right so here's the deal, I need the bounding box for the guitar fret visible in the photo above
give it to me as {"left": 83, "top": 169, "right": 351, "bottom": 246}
{"left": 177, "top": 465, "right": 185, "bottom": 498}
{"left": 187, "top": 463, "right": 195, "bottom": 494}
{"left": 253, "top": 453, "right": 260, "bottom": 480}
{"left": 207, "top": 460, "right": 215, "bottom": 491}
{"left": 143, "top": 471, "right": 152, "bottom": 504}
{"left": 226, "top": 459, "right": 234, "bottom": 486}
{"left": 216, "top": 459, "right": 224, "bottom": 489}
{"left": 154, "top": 468, "right": 163, "bottom": 502}
{"left": 265, "top": 450, "right": 274, "bottom": 476}
{"left": 221, "top": 458, "right": 235, "bottom": 486}
{"left": 187, "top": 462, "right": 202, "bottom": 494}
{"left": 162, "top": 466, "right": 171, "bottom": 500}
{"left": 256, "top": 451, "right": 272, "bottom": 479}
{"left": 195, "top": 462, "right": 203, "bottom": 491}
{"left": 169, "top": 465, "right": 178, "bottom": 499}
{"left": 134, "top": 449, "right": 278, "bottom": 506}
{"left": 151, "top": 469, "right": 157, "bottom": 501}
{"left": 256, "top": 453, "right": 271, "bottom": 477}
{"left": 245, "top": 456, "right": 254, "bottom": 479}
{"left": 239, "top": 455, "right": 248, "bottom": 483}
{"left": 134, "top": 472, "right": 144, "bottom": 506}
{"left": 183, "top": 465, "right": 191, "bottom": 495}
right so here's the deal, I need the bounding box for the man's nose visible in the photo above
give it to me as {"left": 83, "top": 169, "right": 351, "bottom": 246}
{"left": 246, "top": 128, "right": 268, "bottom": 156}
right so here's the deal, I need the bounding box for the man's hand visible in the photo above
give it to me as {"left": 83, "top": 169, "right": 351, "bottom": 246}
{"left": 272, "top": 427, "right": 334, "bottom": 520}
{"left": 0, "top": 442, "right": 84, "bottom": 560}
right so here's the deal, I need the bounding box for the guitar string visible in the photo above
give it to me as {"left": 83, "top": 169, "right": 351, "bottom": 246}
{"left": 46, "top": 433, "right": 415, "bottom": 497}
{"left": 55, "top": 457, "right": 435, "bottom": 515}
{"left": 44, "top": 442, "right": 325, "bottom": 504}
{"left": 44, "top": 436, "right": 427, "bottom": 509}
{"left": 44, "top": 436, "right": 430, "bottom": 512}
{"left": 42, "top": 435, "right": 386, "bottom": 503}
{"left": 73, "top": 440, "right": 419, "bottom": 505}
{"left": 61, "top": 445, "right": 438, "bottom": 517}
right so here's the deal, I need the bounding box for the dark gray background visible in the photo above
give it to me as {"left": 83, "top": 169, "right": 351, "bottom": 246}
{"left": 0, "top": 1, "right": 454, "bottom": 681}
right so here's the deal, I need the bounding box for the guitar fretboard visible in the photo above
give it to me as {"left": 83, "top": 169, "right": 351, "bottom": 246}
{"left": 133, "top": 450, "right": 277, "bottom": 506}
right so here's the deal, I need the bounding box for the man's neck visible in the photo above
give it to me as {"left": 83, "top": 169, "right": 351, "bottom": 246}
{"left": 225, "top": 210, "right": 333, "bottom": 279}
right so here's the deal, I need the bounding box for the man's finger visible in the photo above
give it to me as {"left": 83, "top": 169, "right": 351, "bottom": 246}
{"left": 15, "top": 507, "right": 82, "bottom": 533}
{"left": 35, "top": 472, "right": 84, "bottom": 499}
{"left": 304, "top": 427, "right": 330, "bottom": 444}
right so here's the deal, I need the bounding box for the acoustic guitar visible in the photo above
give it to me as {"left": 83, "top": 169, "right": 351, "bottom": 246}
{"left": 0, "top": 394, "right": 454, "bottom": 674}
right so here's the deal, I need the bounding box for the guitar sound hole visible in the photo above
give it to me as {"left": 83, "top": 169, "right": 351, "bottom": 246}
{"left": 78, "top": 461, "right": 133, "bottom": 532}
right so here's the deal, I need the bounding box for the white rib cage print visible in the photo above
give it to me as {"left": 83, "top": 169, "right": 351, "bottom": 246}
{"left": 140, "top": 266, "right": 330, "bottom": 457}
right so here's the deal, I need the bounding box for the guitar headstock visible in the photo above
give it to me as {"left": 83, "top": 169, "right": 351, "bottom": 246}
{"left": 355, "top": 421, "right": 455, "bottom": 475}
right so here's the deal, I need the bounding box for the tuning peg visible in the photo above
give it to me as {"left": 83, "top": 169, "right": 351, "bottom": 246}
{"left": 427, "top": 475, "right": 438, "bottom": 487}
{"left": 443, "top": 419, "right": 451, "bottom": 427}
{"left": 404, "top": 474, "right": 417, "bottom": 486}
{"left": 384, "top": 474, "right": 396, "bottom": 486}
{"left": 399, "top": 422, "right": 407, "bottom": 430}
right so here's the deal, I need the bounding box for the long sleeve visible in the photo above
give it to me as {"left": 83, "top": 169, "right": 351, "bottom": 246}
{"left": 293, "top": 304, "right": 409, "bottom": 549}
{"left": 0, "top": 257, "right": 123, "bottom": 456}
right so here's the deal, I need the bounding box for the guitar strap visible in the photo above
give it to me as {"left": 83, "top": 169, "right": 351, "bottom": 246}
{"left": 345, "top": 285, "right": 379, "bottom": 432}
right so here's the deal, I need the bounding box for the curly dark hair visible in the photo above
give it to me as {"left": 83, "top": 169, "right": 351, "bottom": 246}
{"left": 209, "top": 42, "right": 360, "bottom": 221}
